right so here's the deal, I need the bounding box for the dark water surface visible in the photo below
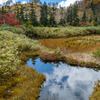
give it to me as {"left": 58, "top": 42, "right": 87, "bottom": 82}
{"left": 27, "top": 57, "right": 100, "bottom": 100}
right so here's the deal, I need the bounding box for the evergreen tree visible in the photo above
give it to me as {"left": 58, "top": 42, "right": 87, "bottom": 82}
{"left": 93, "top": 16, "right": 98, "bottom": 26}
{"left": 82, "top": 10, "right": 87, "bottom": 22}
{"left": 16, "top": 7, "right": 20, "bottom": 19}
{"left": 48, "top": 2, "right": 57, "bottom": 27}
{"left": 91, "top": 0, "right": 95, "bottom": 15}
{"left": 59, "top": 7, "right": 66, "bottom": 26}
{"left": 72, "top": 2, "right": 78, "bottom": 20}
{"left": 30, "top": 3, "right": 39, "bottom": 26}
{"left": 40, "top": 2, "right": 48, "bottom": 26}
{"left": 20, "top": 5, "right": 24, "bottom": 22}
{"left": 72, "top": 2, "right": 79, "bottom": 26}
{"left": 59, "top": 18, "right": 66, "bottom": 26}
{"left": 1, "top": 7, "right": 6, "bottom": 15}
{"left": 66, "top": 5, "right": 72, "bottom": 24}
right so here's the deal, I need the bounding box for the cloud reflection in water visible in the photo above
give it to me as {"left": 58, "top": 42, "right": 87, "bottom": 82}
{"left": 39, "top": 65, "right": 100, "bottom": 100}
{"left": 27, "top": 58, "right": 100, "bottom": 100}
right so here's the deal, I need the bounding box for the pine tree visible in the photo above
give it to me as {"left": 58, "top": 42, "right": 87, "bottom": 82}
{"left": 16, "top": 7, "right": 20, "bottom": 19}
{"left": 72, "top": 2, "right": 79, "bottom": 26}
{"left": 48, "top": 2, "right": 57, "bottom": 27}
{"left": 82, "top": 10, "right": 87, "bottom": 22}
{"left": 40, "top": 2, "right": 48, "bottom": 26}
{"left": 66, "top": 5, "right": 72, "bottom": 24}
{"left": 20, "top": 5, "right": 24, "bottom": 22}
{"left": 1, "top": 7, "right": 6, "bottom": 15}
{"left": 30, "top": 3, "right": 39, "bottom": 26}
{"left": 72, "top": 2, "right": 78, "bottom": 20}
{"left": 59, "top": 7, "right": 66, "bottom": 26}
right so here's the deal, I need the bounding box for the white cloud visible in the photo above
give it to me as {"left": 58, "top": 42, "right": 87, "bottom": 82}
{"left": 58, "top": 0, "right": 80, "bottom": 8}
{"left": 0, "top": 0, "right": 7, "bottom": 6}
{"left": 21, "top": 1, "right": 27, "bottom": 4}
{"left": 0, "top": 0, "right": 18, "bottom": 7}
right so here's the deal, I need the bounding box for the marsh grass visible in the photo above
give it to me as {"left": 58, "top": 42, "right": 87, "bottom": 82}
{"left": 0, "top": 30, "right": 45, "bottom": 100}
{"left": 38, "top": 35, "right": 100, "bottom": 53}
{"left": 1, "top": 25, "right": 100, "bottom": 39}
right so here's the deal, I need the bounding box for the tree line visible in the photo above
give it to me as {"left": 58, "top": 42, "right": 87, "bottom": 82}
{"left": 0, "top": 0, "right": 100, "bottom": 26}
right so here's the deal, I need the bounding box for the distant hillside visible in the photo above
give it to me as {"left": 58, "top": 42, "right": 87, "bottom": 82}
{"left": 0, "top": 0, "right": 100, "bottom": 24}
{"left": 77, "top": 0, "right": 100, "bottom": 20}
{"left": 0, "top": 3, "right": 61, "bottom": 23}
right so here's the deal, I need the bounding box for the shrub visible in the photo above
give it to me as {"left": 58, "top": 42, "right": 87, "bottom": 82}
{"left": 0, "top": 13, "right": 21, "bottom": 26}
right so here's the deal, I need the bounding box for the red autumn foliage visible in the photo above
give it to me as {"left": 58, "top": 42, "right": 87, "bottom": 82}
{"left": 0, "top": 13, "right": 21, "bottom": 26}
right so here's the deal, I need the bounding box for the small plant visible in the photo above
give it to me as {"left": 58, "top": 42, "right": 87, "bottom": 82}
{"left": 93, "top": 50, "right": 100, "bottom": 58}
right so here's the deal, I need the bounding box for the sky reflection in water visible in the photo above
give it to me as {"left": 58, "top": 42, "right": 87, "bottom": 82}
{"left": 27, "top": 58, "right": 100, "bottom": 100}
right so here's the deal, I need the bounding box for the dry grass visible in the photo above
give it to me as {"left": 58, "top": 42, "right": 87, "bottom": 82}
{"left": 38, "top": 35, "right": 100, "bottom": 53}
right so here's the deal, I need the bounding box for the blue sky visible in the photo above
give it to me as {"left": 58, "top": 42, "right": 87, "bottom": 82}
{"left": 20, "top": 0, "right": 65, "bottom": 3}
{"left": 0, "top": 0, "right": 78, "bottom": 8}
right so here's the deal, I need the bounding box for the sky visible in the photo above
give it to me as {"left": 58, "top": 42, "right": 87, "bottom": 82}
{"left": 0, "top": 0, "right": 79, "bottom": 8}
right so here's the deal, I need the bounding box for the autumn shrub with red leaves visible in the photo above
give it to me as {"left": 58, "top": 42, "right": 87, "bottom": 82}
{"left": 0, "top": 13, "right": 20, "bottom": 26}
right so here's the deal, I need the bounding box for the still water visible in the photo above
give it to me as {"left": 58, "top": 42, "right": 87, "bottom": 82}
{"left": 27, "top": 57, "right": 100, "bottom": 100}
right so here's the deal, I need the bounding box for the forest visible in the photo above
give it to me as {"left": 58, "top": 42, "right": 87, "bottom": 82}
{"left": 0, "top": 0, "right": 100, "bottom": 27}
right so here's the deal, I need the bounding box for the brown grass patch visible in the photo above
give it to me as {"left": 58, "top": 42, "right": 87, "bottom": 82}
{"left": 38, "top": 35, "right": 100, "bottom": 53}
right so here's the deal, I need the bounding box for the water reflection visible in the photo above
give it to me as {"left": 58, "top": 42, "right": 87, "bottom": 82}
{"left": 27, "top": 58, "right": 100, "bottom": 100}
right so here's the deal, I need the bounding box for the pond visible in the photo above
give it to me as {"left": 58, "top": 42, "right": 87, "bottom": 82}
{"left": 27, "top": 57, "right": 100, "bottom": 100}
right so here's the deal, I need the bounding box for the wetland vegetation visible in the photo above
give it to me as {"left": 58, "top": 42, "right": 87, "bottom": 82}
{"left": 0, "top": 25, "right": 100, "bottom": 100}
{"left": 0, "top": 0, "right": 100, "bottom": 99}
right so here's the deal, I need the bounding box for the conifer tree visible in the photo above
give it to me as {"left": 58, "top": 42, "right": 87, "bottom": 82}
{"left": 1, "top": 7, "right": 6, "bottom": 15}
{"left": 82, "top": 10, "right": 87, "bottom": 22}
{"left": 49, "top": 2, "right": 57, "bottom": 27}
{"left": 30, "top": 3, "right": 39, "bottom": 26}
{"left": 72, "top": 2, "right": 79, "bottom": 26}
{"left": 20, "top": 5, "right": 24, "bottom": 22}
{"left": 16, "top": 7, "right": 20, "bottom": 19}
{"left": 66, "top": 5, "right": 72, "bottom": 24}
{"left": 59, "top": 7, "right": 66, "bottom": 26}
{"left": 40, "top": 2, "right": 48, "bottom": 26}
